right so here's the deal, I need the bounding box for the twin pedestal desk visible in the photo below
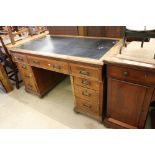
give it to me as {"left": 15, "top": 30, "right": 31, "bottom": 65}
{"left": 9, "top": 35, "right": 155, "bottom": 129}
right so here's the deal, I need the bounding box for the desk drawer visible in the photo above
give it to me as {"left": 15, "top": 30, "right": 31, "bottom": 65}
{"left": 74, "top": 85, "right": 99, "bottom": 102}
{"left": 73, "top": 77, "right": 100, "bottom": 91}
{"left": 18, "top": 63, "right": 31, "bottom": 72}
{"left": 70, "top": 63, "right": 101, "bottom": 81}
{"left": 27, "top": 56, "right": 69, "bottom": 74}
{"left": 107, "top": 65, "right": 152, "bottom": 84}
{"left": 75, "top": 97, "right": 99, "bottom": 114}
{"left": 12, "top": 53, "right": 27, "bottom": 63}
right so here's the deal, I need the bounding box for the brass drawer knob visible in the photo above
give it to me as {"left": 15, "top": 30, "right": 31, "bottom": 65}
{"left": 82, "top": 91, "right": 91, "bottom": 97}
{"left": 17, "top": 57, "right": 23, "bottom": 61}
{"left": 123, "top": 71, "right": 128, "bottom": 77}
{"left": 22, "top": 65, "right": 27, "bottom": 69}
{"left": 52, "top": 64, "right": 61, "bottom": 70}
{"left": 81, "top": 80, "right": 90, "bottom": 85}
{"left": 32, "top": 60, "right": 40, "bottom": 65}
{"left": 79, "top": 70, "right": 89, "bottom": 76}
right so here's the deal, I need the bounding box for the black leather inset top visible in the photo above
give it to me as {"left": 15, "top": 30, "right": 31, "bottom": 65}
{"left": 18, "top": 36, "right": 117, "bottom": 59}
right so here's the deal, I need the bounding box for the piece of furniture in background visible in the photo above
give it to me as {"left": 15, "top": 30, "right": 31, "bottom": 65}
{"left": 6, "top": 26, "right": 32, "bottom": 45}
{"left": 0, "top": 36, "right": 21, "bottom": 89}
{"left": 104, "top": 63, "right": 155, "bottom": 129}
{"left": 86, "top": 26, "right": 123, "bottom": 38}
{"left": 47, "top": 26, "right": 79, "bottom": 35}
{"left": 29, "top": 26, "right": 47, "bottom": 35}
{"left": 120, "top": 26, "right": 155, "bottom": 53}
{"left": 47, "top": 26, "right": 124, "bottom": 38}
{"left": 0, "top": 63, "right": 13, "bottom": 92}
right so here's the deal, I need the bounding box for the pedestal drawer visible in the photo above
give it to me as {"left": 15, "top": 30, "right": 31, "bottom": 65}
{"left": 74, "top": 85, "right": 99, "bottom": 103}
{"left": 75, "top": 97, "right": 99, "bottom": 114}
{"left": 73, "top": 77, "right": 100, "bottom": 91}
{"left": 70, "top": 63, "right": 101, "bottom": 81}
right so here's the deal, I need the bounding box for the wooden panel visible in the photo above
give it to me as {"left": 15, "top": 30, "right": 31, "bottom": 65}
{"left": 27, "top": 55, "right": 69, "bottom": 75}
{"left": 0, "top": 63, "right": 13, "bottom": 92}
{"left": 73, "top": 77, "right": 100, "bottom": 91}
{"left": 151, "top": 89, "right": 155, "bottom": 102}
{"left": 86, "top": 26, "right": 123, "bottom": 38}
{"left": 31, "top": 67, "right": 66, "bottom": 97}
{"left": 107, "top": 78, "right": 150, "bottom": 128}
{"left": 70, "top": 63, "right": 101, "bottom": 81}
{"left": 103, "top": 26, "right": 123, "bottom": 38}
{"left": 74, "top": 85, "right": 99, "bottom": 103}
{"left": 47, "top": 26, "right": 78, "bottom": 35}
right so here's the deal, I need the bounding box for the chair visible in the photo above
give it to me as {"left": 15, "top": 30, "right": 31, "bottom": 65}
{"left": 0, "top": 36, "right": 21, "bottom": 89}
{"left": 120, "top": 26, "right": 155, "bottom": 54}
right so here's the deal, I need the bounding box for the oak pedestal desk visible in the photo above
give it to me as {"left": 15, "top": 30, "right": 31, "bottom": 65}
{"left": 9, "top": 35, "right": 118, "bottom": 121}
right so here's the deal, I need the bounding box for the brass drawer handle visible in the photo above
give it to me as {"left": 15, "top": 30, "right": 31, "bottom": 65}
{"left": 16, "top": 57, "right": 23, "bottom": 61}
{"left": 52, "top": 64, "right": 61, "bottom": 70}
{"left": 79, "top": 70, "right": 89, "bottom": 76}
{"left": 123, "top": 71, "right": 128, "bottom": 77}
{"left": 22, "top": 65, "right": 27, "bottom": 69}
{"left": 25, "top": 75, "right": 30, "bottom": 79}
{"left": 32, "top": 60, "right": 40, "bottom": 65}
{"left": 82, "top": 91, "right": 91, "bottom": 97}
{"left": 81, "top": 79, "right": 90, "bottom": 85}
{"left": 83, "top": 104, "right": 91, "bottom": 108}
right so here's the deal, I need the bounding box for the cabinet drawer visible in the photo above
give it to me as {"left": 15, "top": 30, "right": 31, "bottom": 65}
{"left": 75, "top": 97, "right": 99, "bottom": 114}
{"left": 27, "top": 56, "right": 69, "bottom": 74}
{"left": 74, "top": 85, "right": 99, "bottom": 102}
{"left": 73, "top": 77, "right": 100, "bottom": 91}
{"left": 17, "top": 63, "right": 31, "bottom": 72}
{"left": 107, "top": 65, "right": 149, "bottom": 84}
{"left": 25, "top": 79, "right": 37, "bottom": 92}
{"left": 70, "top": 63, "right": 101, "bottom": 81}
{"left": 12, "top": 53, "right": 27, "bottom": 63}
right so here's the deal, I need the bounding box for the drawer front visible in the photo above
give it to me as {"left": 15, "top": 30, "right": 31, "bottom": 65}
{"left": 74, "top": 85, "right": 99, "bottom": 102}
{"left": 27, "top": 55, "right": 46, "bottom": 68}
{"left": 73, "top": 77, "right": 100, "bottom": 91}
{"left": 75, "top": 97, "right": 99, "bottom": 114}
{"left": 107, "top": 65, "right": 148, "bottom": 84}
{"left": 27, "top": 56, "right": 69, "bottom": 74}
{"left": 12, "top": 53, "right": 27, "bottom": 63}
{"left": 70, "top": 63, "right": 101, "bottom": 81}
{"left": 17, "top": 63, "right": 31, "bottom": 73}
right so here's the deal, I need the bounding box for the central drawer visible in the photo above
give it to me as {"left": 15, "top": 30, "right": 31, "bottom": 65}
{"left": 27, "top": 55, "right": 69, "bottom": 74}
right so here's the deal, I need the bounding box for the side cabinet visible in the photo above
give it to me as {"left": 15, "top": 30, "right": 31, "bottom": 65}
{"left": 104, "top": 64, "right": 155, "bottom": 129}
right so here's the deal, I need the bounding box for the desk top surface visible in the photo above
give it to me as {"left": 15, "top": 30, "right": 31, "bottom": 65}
{"left": 17, "top": 35, "right": 117, "bottom": 60}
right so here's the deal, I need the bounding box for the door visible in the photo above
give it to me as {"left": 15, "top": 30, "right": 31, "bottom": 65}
{"left": 107, "top": 78, "right": 152, "bottom": 128}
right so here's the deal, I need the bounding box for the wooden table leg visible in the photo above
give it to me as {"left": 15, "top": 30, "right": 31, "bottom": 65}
{"left": 0, "top": 64, "right": 13, "bottom": 93}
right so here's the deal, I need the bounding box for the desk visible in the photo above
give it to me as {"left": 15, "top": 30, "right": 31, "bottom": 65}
{"left": 0, "top": 63, "right": 13, "bottom": 92}
{"left": 104, "top": 39, "right": 155, "bottom": 128}
{"left": 9, "top": 35, "right": 118, "bottom": 121}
